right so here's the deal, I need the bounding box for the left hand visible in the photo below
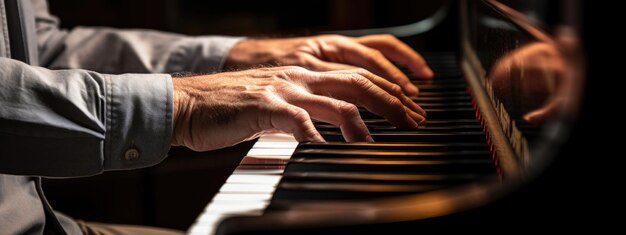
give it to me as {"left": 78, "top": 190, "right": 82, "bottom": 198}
{"left": 224, "top": 34, "right": 434, "bottom": 96}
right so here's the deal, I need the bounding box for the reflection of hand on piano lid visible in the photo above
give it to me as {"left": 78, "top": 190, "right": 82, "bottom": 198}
{"left": 224, "top": 34, "right": 434, "bottom": 96}
{"left": 170, "top": 66, "right": 426, "bottom": 151}
{"left": 489, "top": 28, "right": 584, "bottom": 124}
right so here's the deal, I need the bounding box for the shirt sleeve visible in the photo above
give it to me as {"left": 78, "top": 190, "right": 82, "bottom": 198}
{"left": 0, "top": 57, "right": 173, "bottom": 178}
{"left": 31, "top": 0, "right": 243, "bottom": 74}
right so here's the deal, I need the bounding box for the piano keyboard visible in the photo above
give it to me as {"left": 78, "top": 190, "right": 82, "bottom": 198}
{"left": 188, "top": 52, "right": 498, "bottom": 235}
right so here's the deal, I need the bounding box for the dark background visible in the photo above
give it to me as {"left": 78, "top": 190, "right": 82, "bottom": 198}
{"left": 47, "top": 0, "right": 443, "bottom": 36}
{"left": 42, "top": 0, "right": 599, "bottom": 233}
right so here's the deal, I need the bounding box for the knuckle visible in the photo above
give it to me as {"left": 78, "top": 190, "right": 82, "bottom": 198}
{"left": 302, "top": 38, "right": 317, "bottom": 45}
{"left": 353, "top": 68, "right": 371, "bottom": 76}
{"left": 272, "top": 70, "right": 290, "bottom": 80}
{"left": 389, "top": 84, "right": 403, "bottom": 96}
{"left": 293, "top": 53, "right": 312, "bottom": 67}
{"left": 262, "top": 84, "right": 278, "bottom": 94}
{"left": 251, "top": 91, "right": 277, "bottom": 112}
{"left": 384, "top": 34, "right": 399, "bottom": 41}
{"left": 388, "top": 96, "right": 403, "bottom": 108}
{"left": 338, "top": 102, "right": 360, "bottom": 119}
{"left": 288, "top": 66, "right": 309, "bottom": 72}
{"left": 280, "top": 65, "right": 302, "bottom": 70}
{"left": 277, "top": 66, "right": 307, "bottom": 74}
{"left": 349, "top": 74, "right": 372, "bottom": 88}
{"left": 283, "top": 66, "right": 311, "bottom": 77}
{"left": 322, "top": 34, "right": 344, "bottom": 40}
{"left": 258, "top": 67, "right": 276, "bottom": 72}
{"left": 290, "top": 107, "right": 311, "bottom": 123}
{"left": 367, "top": 49, "right": 384, "bottom": 58}
{"left": 379, "top": 34, "right": 395, "bottom": 40}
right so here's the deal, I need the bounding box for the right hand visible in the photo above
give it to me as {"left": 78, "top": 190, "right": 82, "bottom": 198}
{"left": 225, "top": 34, "right": 434, "bottom": 97}
{"left": 171, "top": 66, "right": 426, "bottom": 151}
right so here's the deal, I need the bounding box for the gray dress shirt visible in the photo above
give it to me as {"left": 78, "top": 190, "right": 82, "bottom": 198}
{"left": 0, "top": 0, "right": 242, "bottom": 234}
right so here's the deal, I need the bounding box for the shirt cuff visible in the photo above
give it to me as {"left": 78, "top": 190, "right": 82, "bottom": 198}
{"left": 165, "top": 36, "right": 245, "bottom": 73}
{"left": 103, "top": 73, "right": 173, "bottom": 170}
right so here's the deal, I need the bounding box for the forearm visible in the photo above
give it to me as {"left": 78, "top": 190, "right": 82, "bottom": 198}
{"left": 32, "top": 0, "right": 242, "bottom": 73}
{"left": 40, "top": 26, "right": 242, "bottom": 74}
{"left": 0, "top": 58, "right": 172, "bottom": 177}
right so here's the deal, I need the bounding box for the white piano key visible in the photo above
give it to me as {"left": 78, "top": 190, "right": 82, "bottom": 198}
{"left": 204, "top": 209, "right": 264, "bottom": 216}
{"left": 247, "top": 148, "right": 296, "bottom": 156}
{"left": 197, "top": 214, "right": 226, "bottom": 224}
{"left": 252, "top": 141, "right": 299, "bottom": 149}
{"left": 219, "top": 183, "right": 276, "bottom": 193}
{"left": 188, "top": 132, "right": 297, "bottom": 234}
{"left": 212, "top": 193, "right": 273, "bottom": 202}
{"left": 240, "top": 156, "right": 289, "bottom": 165}
{"left": 196, "top": 212, "right": 259, "bottom": 224}
{"left": 205, "top": 202, "right": 268, "bottom": 214}
{"left": 226, "top": 174, "right": 282, "bottom": 184}
{"left": 188, "top": 224, "right": 213, "bottom": 235}
{"left": 232, "top": 169, "right": 285, "bottom": 175}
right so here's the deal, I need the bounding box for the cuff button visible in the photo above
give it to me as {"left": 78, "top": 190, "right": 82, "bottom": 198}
{"left": 124, "top": 148, "right": 140, "bottom": 161}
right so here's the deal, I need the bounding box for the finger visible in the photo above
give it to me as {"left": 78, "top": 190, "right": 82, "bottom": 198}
{"left": 328, "top": 69, "right": 427, "bottom": 117}
{"left": 266, "top": 98, "right": 325, "bottom": 142}
{"left": 283, "top": 91, "right": 373, "bottom": 142}
{"left": 309, "top": 72, "right": 425, "bottom": 128}
{"left": 297, "top": 52, "right": 358, "bottom": 71}
{"left": 355, "top": 34, "right": 434, "bottom": 79}
{"left": 523, "top": 97, "right": 562, "bottom": 124}
{"left": 406, "top": 106, "right": 427, "bottom": 126}
{"left": 331, "top": 38, "right": 419, "bottom": 96}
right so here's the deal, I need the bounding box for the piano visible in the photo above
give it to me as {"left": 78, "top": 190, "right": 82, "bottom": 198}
{"left": 188, "top": 1, "right": 585, "bottom": 234}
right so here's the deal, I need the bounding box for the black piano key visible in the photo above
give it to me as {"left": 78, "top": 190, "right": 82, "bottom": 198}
{"left": 358, "top": 108, "right": 474, "bottom": 120}
{"left": 271, "top": 186, "right": 435, "bottom": 201}
{"left": 282, "top": 171, "right": 493, "bottom": 183}
{"left": 415, "top": 81, "right": 466, "bottom": 88}
{"left": 358, "top": 119, "right": 480, "bottom": 127}
{"left": 421, "top": 108, "right": 476, "bottom": 119}
{"left": 298, "top": 142, "right": 490, "bottom": 151}
{"left": 417, "top": 102, "right": 473, "bottom": 109}
{"left": 279, "top": 182, "right": 444, "bottom": 193}
{"left": 418, "top": 91, "right": 471, "bottom": 98}
{"left": 415, "top": 83, "right": 467, "bottom": 91}
{"left": 271, "top": 173, "right": 486, "bottom": 201}
{"left": 413, "top": 96, "right": 472, "bottom": 103}
{"left": 358, "top": 102, "right": 473, "bottom": 111}
{"left": 285, "top": 158, "right": 495, "bottom": 174}
{"left": 292, "top": 149, "right": 490, "bottom": 160}
{"left": 320, "top": 131, "right": 486, "bottom": 142}
{"left": 415, "top": 77, "right": 464, "bottom": 83}
{"left": 314, "top": 124, "right": 482, "bottom": 132}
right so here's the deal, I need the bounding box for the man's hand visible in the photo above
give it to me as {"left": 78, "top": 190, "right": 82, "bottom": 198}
{"left": 225, "top": 34, "right": 433, "bottom": 96}
{"left": 171, "top": 67, "right": 426, "bottom": 151}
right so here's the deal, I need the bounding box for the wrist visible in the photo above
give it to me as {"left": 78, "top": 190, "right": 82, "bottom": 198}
{"left": 171, "top": 77, "right": 190, "bottom": 146}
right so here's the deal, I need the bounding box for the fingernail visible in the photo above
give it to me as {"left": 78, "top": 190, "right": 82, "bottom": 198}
{"left": 422, "top": 67, "right": 434, "bottom": 78}
{"left": 418, "top": 119, "right": 427, "bottom": 128}
{"left": 523, "top": 113, "right": 535, "bottom": 123}
{"left": 366, "top": 135, "right": 375, "bottom": 142}
{"left": 406, "top": 84, "right": 419, "bottom": 96}
{"left": 410, "top": 118, "right": 420, "bottom": 129}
